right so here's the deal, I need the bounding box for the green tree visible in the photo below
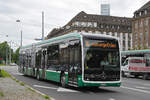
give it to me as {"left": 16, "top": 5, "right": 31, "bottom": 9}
{"left": 0, "top": 41, "right": 14, "bottom": 64}
{"left": 0, "top": 42, "right": 11, "bottom": 64}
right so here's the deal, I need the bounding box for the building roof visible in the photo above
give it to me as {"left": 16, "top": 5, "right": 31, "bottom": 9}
{"left": 135, "top": 1, "right": 150, "bottom": 13}
{"left": 47, "top": 11, "right": 132, "bottom": 39}
{"left": 67, "top": 11, "right": 131, "bottom": 25}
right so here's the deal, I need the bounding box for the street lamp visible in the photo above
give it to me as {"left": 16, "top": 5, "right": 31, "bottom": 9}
{"left": 16, "top": 20, "right": 22, "bottom": 47}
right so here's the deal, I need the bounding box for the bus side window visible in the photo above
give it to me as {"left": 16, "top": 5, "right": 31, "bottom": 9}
{"left": 59, "top": 42, "right": 69, "bottom": 71}
{"left": 35, "top": 50, "right": 41, "bottom": 69}
{"left": 47, "top": 45, "right": 59, "bottom": 70}
{"left": 68, "top": 40, "right": 81, "bottom": 73}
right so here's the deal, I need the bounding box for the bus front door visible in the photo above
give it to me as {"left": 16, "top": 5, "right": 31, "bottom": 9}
{"left": 68, "top": 65, "right": 78, "bottom": 85}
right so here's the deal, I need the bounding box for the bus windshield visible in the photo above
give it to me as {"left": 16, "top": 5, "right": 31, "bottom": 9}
{"left": 83, "top": 37, "right": 120, "bottom": 81}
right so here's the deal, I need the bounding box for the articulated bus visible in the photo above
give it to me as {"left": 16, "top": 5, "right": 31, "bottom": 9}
{"left": 18, "top": 32, "right": 121, "bottom": 87}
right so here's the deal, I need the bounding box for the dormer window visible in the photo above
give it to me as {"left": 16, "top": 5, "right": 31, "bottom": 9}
{"left": 94, "top": 22, "right": 97, "bottom": 27}
{"left": 145, "top": 10, "right": 147, "bottom": 15}
{"left": 74, "top": 22, "right": 79, "bottom": 26}
{"left": 136, "top": 13, "right": 139, "bottom": 17}
{"left": 88, "top": 22, "right": 92, "bottom": 27}
{"left": 106, "top": 25, "right": 109, "bottom": 29}
{"left": 134, "top": 14, "right": 136, "bottom": 18}
{"left": 81, "top": 22, "right": 86, "bottom": 27}
{"left": 128, "top": 27, "right": 131, "bottom": 30}
{"left": 139, "top": 12, "right": 142, "bottom": 16}
{"left": 112, "top": 25, "right": 115, "bottom": 29}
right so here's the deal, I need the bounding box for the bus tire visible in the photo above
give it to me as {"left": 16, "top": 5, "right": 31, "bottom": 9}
{"left": 61, "top": 74, "right": 67, "bottom": 88}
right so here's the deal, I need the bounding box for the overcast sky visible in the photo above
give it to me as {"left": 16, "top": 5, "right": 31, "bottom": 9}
{"left": 0, "top": 0, "right": 149, "bottom": 51}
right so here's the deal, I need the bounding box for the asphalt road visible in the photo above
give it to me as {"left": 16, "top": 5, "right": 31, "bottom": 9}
{"left": 1, "top": 66, "right": 150, "bottom": 100}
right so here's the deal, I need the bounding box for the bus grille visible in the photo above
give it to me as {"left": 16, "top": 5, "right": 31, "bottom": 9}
{"left": 84, "top": 71, "right": 120, "bottom": 81}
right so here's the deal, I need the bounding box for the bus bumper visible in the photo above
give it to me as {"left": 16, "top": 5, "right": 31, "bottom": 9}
{"left": 78, "top": 75, "right": 121, "bottom": 87}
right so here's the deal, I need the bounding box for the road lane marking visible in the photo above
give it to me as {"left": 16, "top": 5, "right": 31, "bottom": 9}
{"left": 34, "top": 85, "right": 79, "bottom": 92}
{"left": 13, "top": 73, "right": 24, "bottom": 75}
{"left": 122, "top": 79, "right": 150, "bottom": 87}
{"left": 121, "top": 86, "right": 150, "bottom": 94}
{"left": 57, "top": 87, "right": 78, "bottom": 92}
{"left": 135, "top": 86, "right": 150, "bottom": 90}
{"left": 108, "top": 98, "right": 116, "bottom": 100}
{"left": 33, "top": 85, "right": 58, "bottom": 90}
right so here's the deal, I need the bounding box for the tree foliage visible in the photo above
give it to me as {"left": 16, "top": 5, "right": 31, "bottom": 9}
{"left": 0, "top": 42, "right": 13, "bottom": 64}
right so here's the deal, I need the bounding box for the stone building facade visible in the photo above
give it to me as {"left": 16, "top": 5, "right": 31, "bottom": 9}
{"left": 47, "top": 11, "right": 132, "bottom": 51}
{"left": 132, "top": 1, "right": 150, "bottom": 50}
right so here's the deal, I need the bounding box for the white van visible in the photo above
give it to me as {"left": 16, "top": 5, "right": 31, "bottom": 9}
{"left": 121, "top": 57, "right": 150, "bottom": 79}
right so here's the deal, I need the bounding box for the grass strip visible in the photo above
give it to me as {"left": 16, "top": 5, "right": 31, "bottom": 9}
{"left": 0, "top": 69, "right": 11, "bottom": 77}
{"left": 0, "top": 64, "right": 6, "bottom": 66}
{"left": 0, "top": 92, "right": 4, "bottom": 97}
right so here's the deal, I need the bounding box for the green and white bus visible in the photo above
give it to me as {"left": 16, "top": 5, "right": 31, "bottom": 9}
{"left": 18, "top": 32, "right": 121, "bottom": 87}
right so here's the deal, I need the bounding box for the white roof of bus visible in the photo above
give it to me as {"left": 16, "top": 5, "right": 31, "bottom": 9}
{"left": 81, "top": 32, "right": 119, "bottom": 40}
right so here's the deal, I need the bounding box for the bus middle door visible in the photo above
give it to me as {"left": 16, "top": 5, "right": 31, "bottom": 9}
{"left": 68, "top": 43, "right": 79, "bottom": 85}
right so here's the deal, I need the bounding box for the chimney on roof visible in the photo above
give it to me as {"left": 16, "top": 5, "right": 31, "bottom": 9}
{"left": 101, "top": 0, "right": 110, "bottom": 16}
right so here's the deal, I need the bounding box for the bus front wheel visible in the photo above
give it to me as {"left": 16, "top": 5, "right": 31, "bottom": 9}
{"left": 61, "top": 74, "right": 67, "bottom": 88}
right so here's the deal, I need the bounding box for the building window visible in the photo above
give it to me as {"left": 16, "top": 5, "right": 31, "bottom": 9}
{"left": 140, "top": 20, "right": 143, "bottom": 27}
{"left": 112, "top": 25, "right": 115, "bottom": 29}
{"left": 135, "top": 21, "right": 138, "bottom": 29}
{"left": 146, "top": 18, "right": 149, "bottom": 25}
{"left": 145, "top": 10, "right": 147, "bottom": 15}
{"left": 118, "top": 26, "right": 120, "bottom": 29}
{"left": 145, "top": 31, "right": 149, "bottom": 46}
{"left": 117, "top": 33, "right": 120, "bottom": 37}
{"left": 101, "top": 25, "right": 104, "bottom": 28}
{"left": 87, "top": 22, "right": 92, "bottom": 27}
{"left": 128, "top": 41, "right": 131, "bottom": 48}
{"left": 74, "top": 22, "right": 79, "bottom": 26}
{"left": 139, "top": 12, "right": 142, "bottom": 16}
{"left": 134, "top": 14, "right": 136, "bottom": 18}
{"left": 128, "top": 27, "right": 131, "bottom": 30}
{"left": 106, "top": 25, "right": 109, "bottom": 29}
{"left": 112, "top": 33, "right": 115, "bottom": 36}
{"left": 81, "top": 22, "right": 85, "bottom": 27}
{"left": 78, "top": 22, "right": 81, "bottom": 27}
{"left": 128, "top": 34, "right": 131, "bottom": 40}
{"left": 140, "top": 33, "right": 143, "bottom": 47}
{"left": 94, "top": 22, "right": 97, "bottom": 27}
{"left": 123, "top": 34, "right": 126, "bottom": 40}
{"left": 136, "top": 13, "right": 139, "bottom": 17}
{"left": 123, "top": 40, "right": 125, "bottom": 48}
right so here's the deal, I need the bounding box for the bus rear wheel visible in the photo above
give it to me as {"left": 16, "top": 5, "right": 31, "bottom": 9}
{"left": 61, "top": 74, "right": 67, "bottom": 88}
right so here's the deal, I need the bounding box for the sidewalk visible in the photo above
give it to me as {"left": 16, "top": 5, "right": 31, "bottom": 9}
{"left": 0, "top": 69, "right": 51, "bottom": 100}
